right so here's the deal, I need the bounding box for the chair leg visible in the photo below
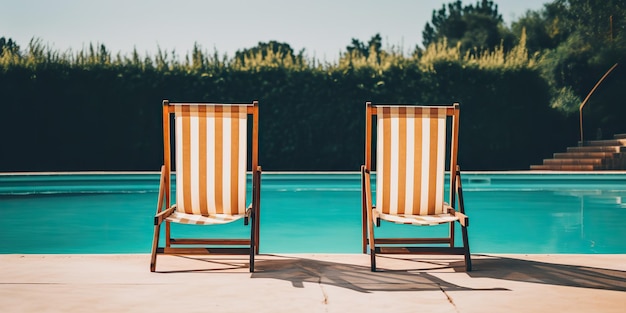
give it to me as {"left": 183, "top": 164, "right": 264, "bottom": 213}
{"left": 370, "top": 246, "right": 377, "bottom": 272}
{"left": 249, "top": 212, "right": 255, "bottom": 273}
{"left": 461, "top": 224, "right": 472, "bottom": 272}
{"left": 150, "top": 223, "right": 161, "bottom": 272}
{"left": 368, "top": 211, "right": 377, "bottom": 272}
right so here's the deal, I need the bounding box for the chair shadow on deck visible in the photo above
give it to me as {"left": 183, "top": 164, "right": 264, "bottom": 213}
{"left": 251, "top": 255, "right": 504, "bottom": 293}
{"left": 468, "top": 255, "right": 626, "bottom": 292}
{"left": 152, "top": 254, "right": 626, "bottom": 293}
{"left": 252, "top": 255, "right": 626, "bottom": 293}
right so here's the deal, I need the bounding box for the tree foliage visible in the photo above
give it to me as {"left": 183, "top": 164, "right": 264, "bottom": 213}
{"left": 0, "top": 37, "right": 20, "bottom": 57}
{"left": 233, "top": 41, "right": 306, "bottom": 68}
{"left": 422, "top": 0, "right": 513, "bottom": 52}
{"left": 511, "top": 0, "right": 626, "bottom": 140}
{"left": 345, "top": 34, "right": 382, "bottom": 58}
{"left": 342, "top": 34, "right": 387, "bottom": 66}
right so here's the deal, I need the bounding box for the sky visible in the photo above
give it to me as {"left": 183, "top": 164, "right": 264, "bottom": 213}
{"left": 2, "top": 0, "right": 549, "bottom": 62}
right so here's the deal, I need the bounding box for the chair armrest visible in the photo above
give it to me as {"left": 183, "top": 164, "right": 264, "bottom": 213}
{"left": 447, "top": 207, "right": 469, "bottom": 227}
{"left": 154, "top": 206, "right": 175, "bottom": 226}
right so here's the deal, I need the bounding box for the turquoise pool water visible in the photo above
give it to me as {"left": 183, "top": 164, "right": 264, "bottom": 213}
{"left": 1, "top": 172, "right": 625, "bottom": 254}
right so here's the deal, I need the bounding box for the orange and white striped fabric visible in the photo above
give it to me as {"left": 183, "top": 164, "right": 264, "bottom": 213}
{"left": 166, "top": 104, "right": 249, "bottom": 225}
{"left": 375, "top": 105, "right": 457, "bottom": 225}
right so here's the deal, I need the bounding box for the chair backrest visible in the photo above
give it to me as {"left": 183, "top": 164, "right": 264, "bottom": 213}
{"left": 162, "top": 101, "right": 259, "bottom": 216}
{"left": 365, "top": 103, "right": 459, "bottom": 216}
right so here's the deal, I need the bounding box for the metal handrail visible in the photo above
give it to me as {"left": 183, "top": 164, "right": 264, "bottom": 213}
{"left": 579, "top": 63, "right": 619, "bottom": 145}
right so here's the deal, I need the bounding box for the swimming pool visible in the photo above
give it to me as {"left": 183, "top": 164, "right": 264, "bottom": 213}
{"left": 1, "top": 172, "right": 625, "bottom": 254}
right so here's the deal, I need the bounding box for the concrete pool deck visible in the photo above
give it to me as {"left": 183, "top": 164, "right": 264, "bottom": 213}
{"left": 1, "top": 254, "right": 624, "bottom": 312}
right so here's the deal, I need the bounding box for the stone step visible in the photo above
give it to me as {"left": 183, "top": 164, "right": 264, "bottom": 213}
{"left": 602, "top": 157, "right": 626, "bottom": 169}
{"left": 567, "top": 146, "right": 624, "bottom": 153}
{"left": 530, "top": 164, "right": 597, "bottom": 171}
{"left": 582, "top": 139, "right": 626, "bottom": 146}
{"left": 531, "top": 133, "right": 626, "bottom": 171}
{"left": 543, "top": 158, "right": 604, "bottom": 165}
{"left": 553, "top": 152, "right": 617, "bottom": 159}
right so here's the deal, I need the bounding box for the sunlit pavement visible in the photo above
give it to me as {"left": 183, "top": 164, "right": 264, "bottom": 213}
{"left": 1, "top": 254, "right": 624, "bottom": 312}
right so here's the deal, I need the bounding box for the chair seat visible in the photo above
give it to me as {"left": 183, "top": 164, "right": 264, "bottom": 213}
{"left": 376, "top": 209, "right": 459, "bottom": 226}
{"left": 166, "top": 211, "right": 245, "bottom": 225}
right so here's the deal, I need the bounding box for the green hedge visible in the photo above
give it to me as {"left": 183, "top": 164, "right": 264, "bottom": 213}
{"left": 0, "top": 62, "right": 572, "bottom": 171}
{"left": 0, "top": 40, "right": 576, "bottom": 171}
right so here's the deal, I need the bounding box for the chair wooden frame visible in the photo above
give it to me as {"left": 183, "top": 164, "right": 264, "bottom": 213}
{"left": 150, "top": 100, "right": 261, "bottom": 272}
{"left": 361, "top": 102, "right": 471, "bottom": 272}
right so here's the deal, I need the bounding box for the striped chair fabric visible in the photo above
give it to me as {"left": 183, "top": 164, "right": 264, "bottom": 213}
{"left": 166, "top": 104, "right": 249, "bottom": 225}
{"left": 375, "top": 106, "right": 458, "bottom": 226}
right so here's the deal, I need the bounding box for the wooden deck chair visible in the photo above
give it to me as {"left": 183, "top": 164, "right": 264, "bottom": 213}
{"left": 150, "top": 100, "right": 261, "bottom": 272}
{"left": 361, "top": 102, "right": 471, "bottom": 271}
